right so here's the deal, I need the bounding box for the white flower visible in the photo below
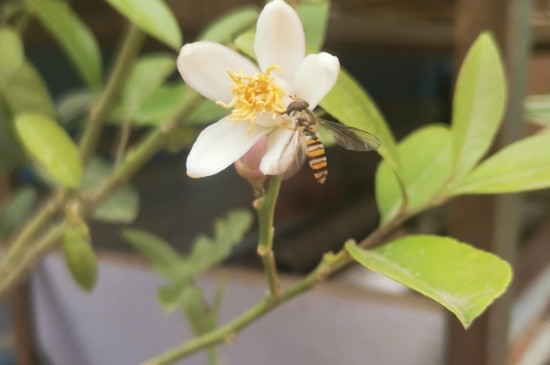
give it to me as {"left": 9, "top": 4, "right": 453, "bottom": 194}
{"left": 177, "top": 0, "right": 340, "bottom": 178}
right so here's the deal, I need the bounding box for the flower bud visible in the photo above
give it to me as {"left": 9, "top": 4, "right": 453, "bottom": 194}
{"left": 235, "top": 136, "right": 268, "bottom": 196}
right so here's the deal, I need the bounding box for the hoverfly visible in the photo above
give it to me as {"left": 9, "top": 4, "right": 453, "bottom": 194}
{"left": 282, "top": 99, "right": 380, "bottom": 184}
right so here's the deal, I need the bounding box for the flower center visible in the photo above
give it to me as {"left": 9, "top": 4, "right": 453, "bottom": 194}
{"left": 217, "top": 65, "right": 287, "bottom": 128}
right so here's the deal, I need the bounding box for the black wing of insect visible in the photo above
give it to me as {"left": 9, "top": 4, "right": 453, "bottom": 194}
{"left": 318, "top": 119, "right": 381, "bottom": 152}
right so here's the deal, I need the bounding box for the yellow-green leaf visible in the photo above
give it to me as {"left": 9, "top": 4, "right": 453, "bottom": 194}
{"left": 63, "top": 223, "right": 98, "bottom": 291}
{"left": 450, "top": 32, "right": 506, "bottom": 181}
{"left": 376, "top": 125, "right": 452, "bottom": 223}
{"left": 26, "top": 0, "right": 102, "bottom": 89}
{"left": 103, "top": 0, "right": 182, "bottom": 50}
{"left": 15, "top": 113, "right": 82, "bottom": 187}
{"left": 450, "top": 131, "right": 550, "bottom": 194}
{"left": 320, "top": 69, "right": 400, "bottom": 178}
{"left": 0, "top": 27, "right": 24, "bottom": 89}
{"left": 346, "top": 236, "right": 512, "bottom": 328}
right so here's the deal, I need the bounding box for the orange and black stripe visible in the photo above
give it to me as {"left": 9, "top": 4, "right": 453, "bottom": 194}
{"left": 305, "top": 136, "right": 328, "bottom": 184}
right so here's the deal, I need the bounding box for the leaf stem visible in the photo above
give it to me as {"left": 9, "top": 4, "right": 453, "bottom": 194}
{"left": 255, "top": 176, "right": 282, "bottom": 297}
{"left": 79, "top": 24, "right": 144, "bottom": 165}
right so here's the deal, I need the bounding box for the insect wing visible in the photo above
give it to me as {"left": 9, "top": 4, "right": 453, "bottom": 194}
{"left": 319, "top": 119, "right": 381, "bottom": 151}
{"left": 274, "top": 129, "right": 307, "bottom": 179}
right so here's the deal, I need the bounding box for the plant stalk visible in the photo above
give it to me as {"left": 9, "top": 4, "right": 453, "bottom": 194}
{"left": 255, "top": 175, "right": 282, "bottom": 297}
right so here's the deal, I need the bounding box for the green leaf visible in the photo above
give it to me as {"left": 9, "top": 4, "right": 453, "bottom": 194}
{"left": 0, "top": 186, "right": 37, "bottom": 238}
{"left": 376, "top": 125, "right": 452, "bottom": 223}
{"left": 57, "top": 89, "right": 96, "bottom": 126}
{"left": 122, "top": 228, "right": 183, "bottom": 280}
{"left": 320, "top": 69, "right": 401, "bottom": 177}
{"left": 82, "top": 158, "right": 139, "bottom": 223}
{"left": 297, "top": 0, "right": 330, "bottom": 53}
{"left": 524, "top": 94, "right": 550, "bottom": 126}
{"left": 103, "top": 0, "right": 182, "bottom": 50}
{"left": 198, "top": 5, "right": 259, "bottom": 44}
{"left": 177, "top": 209, "right": 253, "bottom": 281}
{"left": 113, "top": 53, "right": 175, "bottom": 122}
{"left": 450, "top": 32, "right": 506, "bottom": 181}
{"left": 187, "top": 99, "right": 229, "bottom": 126}
{"left": 15, "top": 113, "right": 82, "bottom": 188}
{"left": 63, "top": 223, "right": 98, "bottom": 291}
{"left": 26, "top": 0, "right": 102, "bottom": 89}
{"left": 0, "top": 102, "right": 25, "bottom": 179}
{"left": 0, "top": 27, "right": 24, "bottom": 89}
{"left": 2, "top": 61, "right": 56, "bottom": 117}
{"left": 346, "top": 236, "right": 512, "bottom": 328}
{"left": 450, "top": 131, "right": 550, "bottom": 194}
{"left": 234, "top": 28, "right": 256, "bottom": 59}
{"left": 130, "top": 83, "right": 186, "bottom": 126}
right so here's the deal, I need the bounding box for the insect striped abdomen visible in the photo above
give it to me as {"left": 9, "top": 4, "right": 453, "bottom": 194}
{"left": 305, "top": 136, "right": 328, "bottom": 184}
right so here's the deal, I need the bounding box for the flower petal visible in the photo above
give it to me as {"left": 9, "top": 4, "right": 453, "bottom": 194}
{"left": 254, "top": 0, "right": 305, "bottom": 84}
{"left": 260, "top": 127, "right": 301, "bottom": 175}
{"left": 187, "top": 117, "right": 271, "bottom": 178}
{"left": 177, "top": 41, "right": 259, "bottom": 104}
{"left": 293, "top": 52, "right": 340, "bottom": 109}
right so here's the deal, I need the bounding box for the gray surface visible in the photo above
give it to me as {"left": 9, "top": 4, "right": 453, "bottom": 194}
{"left": 32, "top": 254, "right": 444, "bottom": 365}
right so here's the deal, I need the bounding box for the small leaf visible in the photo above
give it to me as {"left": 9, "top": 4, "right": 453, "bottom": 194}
{"left": 346, "top": 236, "right": 512, "bottom": 328}
{"left": 2, "top": 61, "right": 56, "bottom": 117}
{"left": 63, "top": 223, "right": 98, "bottom": 291}
{"left": 26, "top": 0, "right": 102, "bottom": 89}
{"left": 234, "top": 28, "right": 256, "bottom": 59}
{"left": 198, "top": 5, "right": 259, "bottom": 44}
{"left": 57, "top": 89, "right": 96, "bottom": 126}
{"left": 450, "top": 32, "right": 506, "bottom": 181}
{"left": 450, "top": 131, "right": 550, "bottom": 194}
{"left": 0, "top": 27, "right": 24, "bottom": 88}
{"left": 187, "top": 99, "right": 229, "bottom": 126}
{"left": 320, "top": 69, "right": 401, "bottom": 178}
{"left": 297, "top": 0, "right": 330, "bottom": 52}
{"left": 15, "top": 113, "right": 82, "bottom": 188}
{"left": 115, "top": 53, "right": 175, "bottom": 122}
{"left": 103, "top": 0, "right": 182, "bottom": 50}
{"left": 122, "top": 228, "right": 183, "bottom": 280}
{"left": 176, "top": 209, "right": 253, "bottom": 280}
{"left": 82, "top": 158, "right": 139, "bottom": 223}
{"left": 376, "top": 125, "right": 452, "bottom": 223}
{"left": 130, "top": 83, "right": 186, "bottom": 126}
{"left": 0, "top": 186, "right": 37, "bottom": 238}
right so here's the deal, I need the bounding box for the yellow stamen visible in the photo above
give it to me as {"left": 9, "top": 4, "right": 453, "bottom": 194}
{"left": 217, "top": 65, "right": 286, "bottom": 132}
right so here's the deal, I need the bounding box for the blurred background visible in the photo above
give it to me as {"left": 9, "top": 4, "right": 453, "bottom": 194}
{"left": 1, "top": 0, "right": 550, "bottom": 364}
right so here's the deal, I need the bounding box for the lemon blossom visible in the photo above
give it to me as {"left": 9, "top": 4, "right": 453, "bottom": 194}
{"left": 177, "top": 0, "right": 340, "bottom": 178}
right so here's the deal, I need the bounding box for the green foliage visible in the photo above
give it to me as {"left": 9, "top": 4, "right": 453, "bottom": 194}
{"left": 346, "top": 236, "right": 512, "bottom": 328}
{"left": 112, "top": 53, "right": 176, "bottom": 123}
{"left": 14, "top": 113, "right": 82, "bottom": 188}
{"left": 26, "top": 0, "right": 102, "bottom": 89}
{"left": 320, "top": 69, "right": 401, "bottom": 179}
{"left": 234, "top": 28, "right": 256, "bottom": 59}
{"left": 1, "top": 61, "right": 56, "bottom": 117}
{"left": 0, "top": 186, "right": 37, "bottom": 239}
{"left": 297, "top": 0, "right": 330, "bottom": 53}
{"left": 0, "top": 27, "right": 24, "bottom": 89}
{"left": 122, "top": 229, "right": 182, "bottom": 280}
{"left": 82, "top": 159, "right": 140, "bottom": 223}
{"left": 450, "top": 131, "right": 550, "bottom": 194}
{"left": 63, "top": 223, "right": 98, "bottom": 291}
{"left": 198, "top": 5, "right": 259, "bottom": 44}
{"left": 450, "top": 31, "right": 506, "bottom": 182}
{"left": 128, "top": 83, "right": 186, "bottom": 126}
{"left": 376, "top": 125, "right": 452, "bottom": 223}
{"left": 103, "top": 0, "right": 182, "bottom": 50}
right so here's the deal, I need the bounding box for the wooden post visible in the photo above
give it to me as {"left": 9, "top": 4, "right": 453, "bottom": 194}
{"left": 446, "top": 1, "right": 532, "bottom": 365}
